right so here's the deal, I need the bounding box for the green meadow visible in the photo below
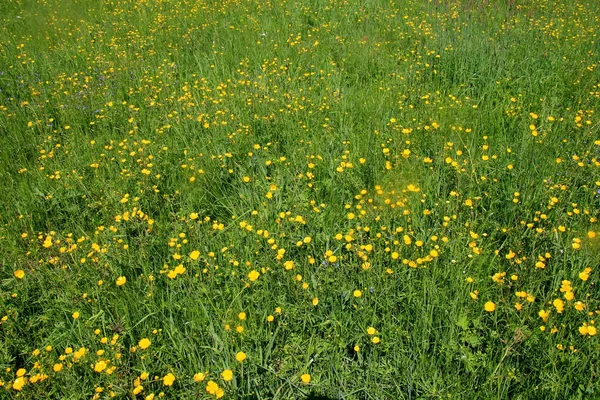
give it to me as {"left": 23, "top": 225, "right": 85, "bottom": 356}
{"left": 1, "top": 0, "right": 599, "bottom": 398}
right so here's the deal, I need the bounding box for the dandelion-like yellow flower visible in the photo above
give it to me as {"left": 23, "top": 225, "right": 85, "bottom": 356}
{"left": 162, "top": 373, "right": 176, "bottom": 386}
{"left": 138, "top": 338, "right": 151, "bottom": 350}
{"left": 247, "top": 270, "right": 260, "bottom": 281}
{"left": 235, "top": 352, "right": 247, "bottom": 362}
{"left": 221, "top": 369, "right": 233, "bottom": 381}
{"left": 484, "top": 301, "right": 496, "bottom": 312}
{"left": 193, "top": 372, "right": 206, "bottom": 382}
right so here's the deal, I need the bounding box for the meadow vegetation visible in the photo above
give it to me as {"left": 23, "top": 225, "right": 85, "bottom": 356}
{"left": 0, "top": 0, "right": 599, "bottom": 398}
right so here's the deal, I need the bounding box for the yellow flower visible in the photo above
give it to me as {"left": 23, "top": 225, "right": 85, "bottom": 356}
{"left": 53, "top": 363, "right": 63, "bottom": 372}
{"left": 138, "top": 338, "right": 151, "bottom": 350}
{"left": 563, "top": 291, "right": 574, "bottom": 301}
{"left": 163, "top": 373, "right": 176, "bottom": 386}
{"left": 116, "top": 276, "right": 127, "bottom": 286}
{"left": 221, "top": 369, "right": 233, "bottom": 381}
{"left": 173, "top": 264, "right": 186, "bottom": 275}
{"left": 353, "top": 290, "right": 362, "bottom": 298}
{"left": 193, "top": 372, "right": 206, "bottom": 382}
{"left": 238, "top": 312, "right": 246, "bottom": 321}
{"left": 484, "top": 301, "right": 496, "bottom": 312}
{"left": 94, "top": 360, "right": 107, "bottom": 372}
{"left": 206, "top": 380, "right": 222, "bottom": 396}
{"left": 367, "top": 327, "right": 376, "bottom": 335}
{"left": 371, "top": 336, "right": 381, "bottom": 344}
{"left": 283, "top": 260, "right": 295, "bottom": 270}
{"left": 13, "top": 377, "right": 25, "bottom": 391}
{"left": 579, "top": 268, "right": 592, "bottom": 281}
{"left": 72, "top": 311, "right": 80, "bottom": 319}
{"left": 300, "top": 373, "right": 311, "bottom": 384}
{"left": 189, "top": 250, "right": 200, "bottom": 260}
{"left": 14, "top": 270, "right": 25, "bottom": 279}
{"left": 235, "top": 352, "right": 247, "bottom": 362}
{"left": 553, "top": 299, "right": 564, "bottom": 313}
{"left": 247, "top": 270, "right": 260, "bottom": 281}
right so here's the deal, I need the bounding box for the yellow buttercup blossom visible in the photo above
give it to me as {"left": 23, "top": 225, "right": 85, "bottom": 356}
{"left": 221, "top": 369, "right": 233, "bottom": 381}
{"left": 162, "top": 373, "right": 176, "bottom": 386}
{"left": 484, "top": 301, "right": 496, "bottom": 312}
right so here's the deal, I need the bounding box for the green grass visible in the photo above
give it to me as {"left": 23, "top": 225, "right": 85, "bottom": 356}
{"left": 1, "top": 0, "right": 600, "bottom": 398}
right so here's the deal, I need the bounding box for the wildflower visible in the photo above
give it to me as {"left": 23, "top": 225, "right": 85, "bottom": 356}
{"left": 221, "top": 369, "right": 233, "bottom": 381}
{"left": 301, "top": 374, "right": 311, "bottom": 384}
{"left": 138, "top": 338, "right": 151, "bottom": 350}
{"left": 14, "top": 270, "right": 25, "bottom": 279}
{"left": 116, "top": 276, "right": 127, "bottom": 286}
{"left": 193, "top": 372, "right": 206, "bottom": 382}
{"left": 484, "top": 301, "right": 496, "bottom": 312}
{"left": 206, "top": 380, "right": 224, "bottom": 398}
{"left": 94, "top": 360, "right": 107, "bottom": 372}
{"left": 283, "top": 260, "right": 295, "bottom": 270}
{"left": 553, "top": 299, "right": 564, "bottom": 313}
{"left": 564, "top": 291, "right": 574, "bottom": 301}
{"left": 162, "top": 373, "right": 176, "bottom": 386}
{"left": 579, "top": 268, "right": 592, "bottom": 281}
{"left": 247, "top": 270, "right": 260, "bottom": 281}
{"left": 235, "top": 352, "right": 247, "bottom": 362}
{"left": 13, "top": 377, "right": 25, "bottom": 391}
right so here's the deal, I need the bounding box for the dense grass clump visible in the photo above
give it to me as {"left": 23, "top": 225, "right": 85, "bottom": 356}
{"left": 1, "top": 0, "right": 599, "bottom": 398}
